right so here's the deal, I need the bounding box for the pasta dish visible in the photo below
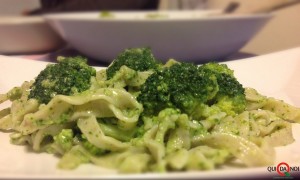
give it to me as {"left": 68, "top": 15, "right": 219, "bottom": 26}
{"left": 0, "top": 48, "right": 299, "bottom": 173}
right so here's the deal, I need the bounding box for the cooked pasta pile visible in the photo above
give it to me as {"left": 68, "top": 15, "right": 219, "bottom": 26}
{"left": 0, "top": 54, "right": 300, "bottom": 174}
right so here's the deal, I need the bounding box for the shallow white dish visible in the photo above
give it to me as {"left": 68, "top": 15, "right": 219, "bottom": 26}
{"left": 0, "top": 16, "right": 65, "bottom": 54}
{"left": 1, "top": 47, "right": 300, "bottom": 179}
{"left": 44, "top": 10, "right": 272, "bottom": 63}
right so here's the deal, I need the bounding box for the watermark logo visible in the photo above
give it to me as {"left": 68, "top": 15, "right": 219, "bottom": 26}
{"left": 267, "top": 162, "right": 300, "bottom": 179}
{"left": 276, "top": 162, "right": 291, "bottom": 177}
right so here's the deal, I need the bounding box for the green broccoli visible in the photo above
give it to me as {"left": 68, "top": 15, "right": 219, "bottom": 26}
{"left": 28, "top": 56, "right": 96, "bottom": 104}
{"left": 137, "top": 61, "right": 246, "bottom": 117}
{"left": 199, "top": 62, "right": 246, "bottom": 115}
{"left": 137, "top": 62, "right": 218, "bottom": 116}
{"left": 53, "top": 129, "right": 74, "bottom": 152}
{"left": 6, "top": 87, "right": 23, "bottom": 101}
{"left": 106, "top": 48, "right": 161, "bottom": 79}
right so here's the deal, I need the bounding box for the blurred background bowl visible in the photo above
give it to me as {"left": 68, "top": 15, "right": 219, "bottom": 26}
{"left": 0, "top": 16, "right": 65, "bottom": 55}
{"left": 45, "top": 10, "right": 272, "bottom": 62}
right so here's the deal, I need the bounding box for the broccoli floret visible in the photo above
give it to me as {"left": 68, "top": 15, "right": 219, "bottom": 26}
{"left": 6, "top": 87, "right": 23, "bottom": 101}
{"left": 28, "top": 56, "right": 96, "bottom": 104}
{"left": 53, "top": 129, "right": 74, "bottom": 152}
{"left": 137, "top": 62, "right": 218, "bottom": 116}
{"left": 137, "top": 61, "right": 246, "bottom": 117}
{"left": 106, "top": 48, "right": 161, "bottom": 79}
{"left": 199, "top": 62, "right": 234, "bottom": 76}
{"left": 100, "top": 65, "right": 152, "bottom": 90}
{"left": 199, "top": 62, "right": 246, "bottom": 115}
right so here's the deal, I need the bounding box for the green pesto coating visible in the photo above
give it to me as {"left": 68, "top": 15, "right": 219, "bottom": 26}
{"left": 81, "top": 135, "right": 107, "bottom": 156}
{"left": 137, "top": 61, "right": 246, "bottom": 116}
{"left": 28, "top": 56, "right": 96, "bottom": 104}
{"left": 54, "top": 129, "right": 74, "bottom": 152}
{"left": 106, "top": 48, "right": 160, "bottom": 79}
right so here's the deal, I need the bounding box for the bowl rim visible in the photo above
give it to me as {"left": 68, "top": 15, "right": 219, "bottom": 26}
{"left": 0, "top": 16, "right": 45, "bottom": 25}
{"left": 44, "top": 10, "right": 273, "bottom": 23}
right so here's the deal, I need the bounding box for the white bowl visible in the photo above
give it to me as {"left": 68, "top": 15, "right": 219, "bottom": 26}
{"left": 45, "top": 11, "right": 272, "bottom": 62}
{"left": 0, "top": 16, "right": 65, "bottom": 54}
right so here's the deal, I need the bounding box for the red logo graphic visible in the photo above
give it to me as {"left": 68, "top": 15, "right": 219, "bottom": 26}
{"left": 276, "top": 162, "right": 291, "bottom": 177}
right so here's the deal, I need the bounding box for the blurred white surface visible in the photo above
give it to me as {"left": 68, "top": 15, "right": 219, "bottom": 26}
{"left": 0, "top": 16, "right": 64, "bottom": 54}
{"left": 45, "top": 10, "right": 271, "bottom": 62}
{"left": 159, "top": 0, "right": 300, "bottom": 55}
{"left": 1, "top": 0, "right": 299, "bottom": 56}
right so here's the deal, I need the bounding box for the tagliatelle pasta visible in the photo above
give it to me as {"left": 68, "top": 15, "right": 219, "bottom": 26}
{"left": 1, "top": 57, "right": 300, "bottom": 174}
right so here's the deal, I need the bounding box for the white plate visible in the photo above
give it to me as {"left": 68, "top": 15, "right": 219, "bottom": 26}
{"left": 44, "top": 11, "right": 272, "bottom": 63}
{"left": 1, "top": 48, "right": 300, "bottom": 179}
{"left": 0, "top": 16, "right": 64, "bottom": 54}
